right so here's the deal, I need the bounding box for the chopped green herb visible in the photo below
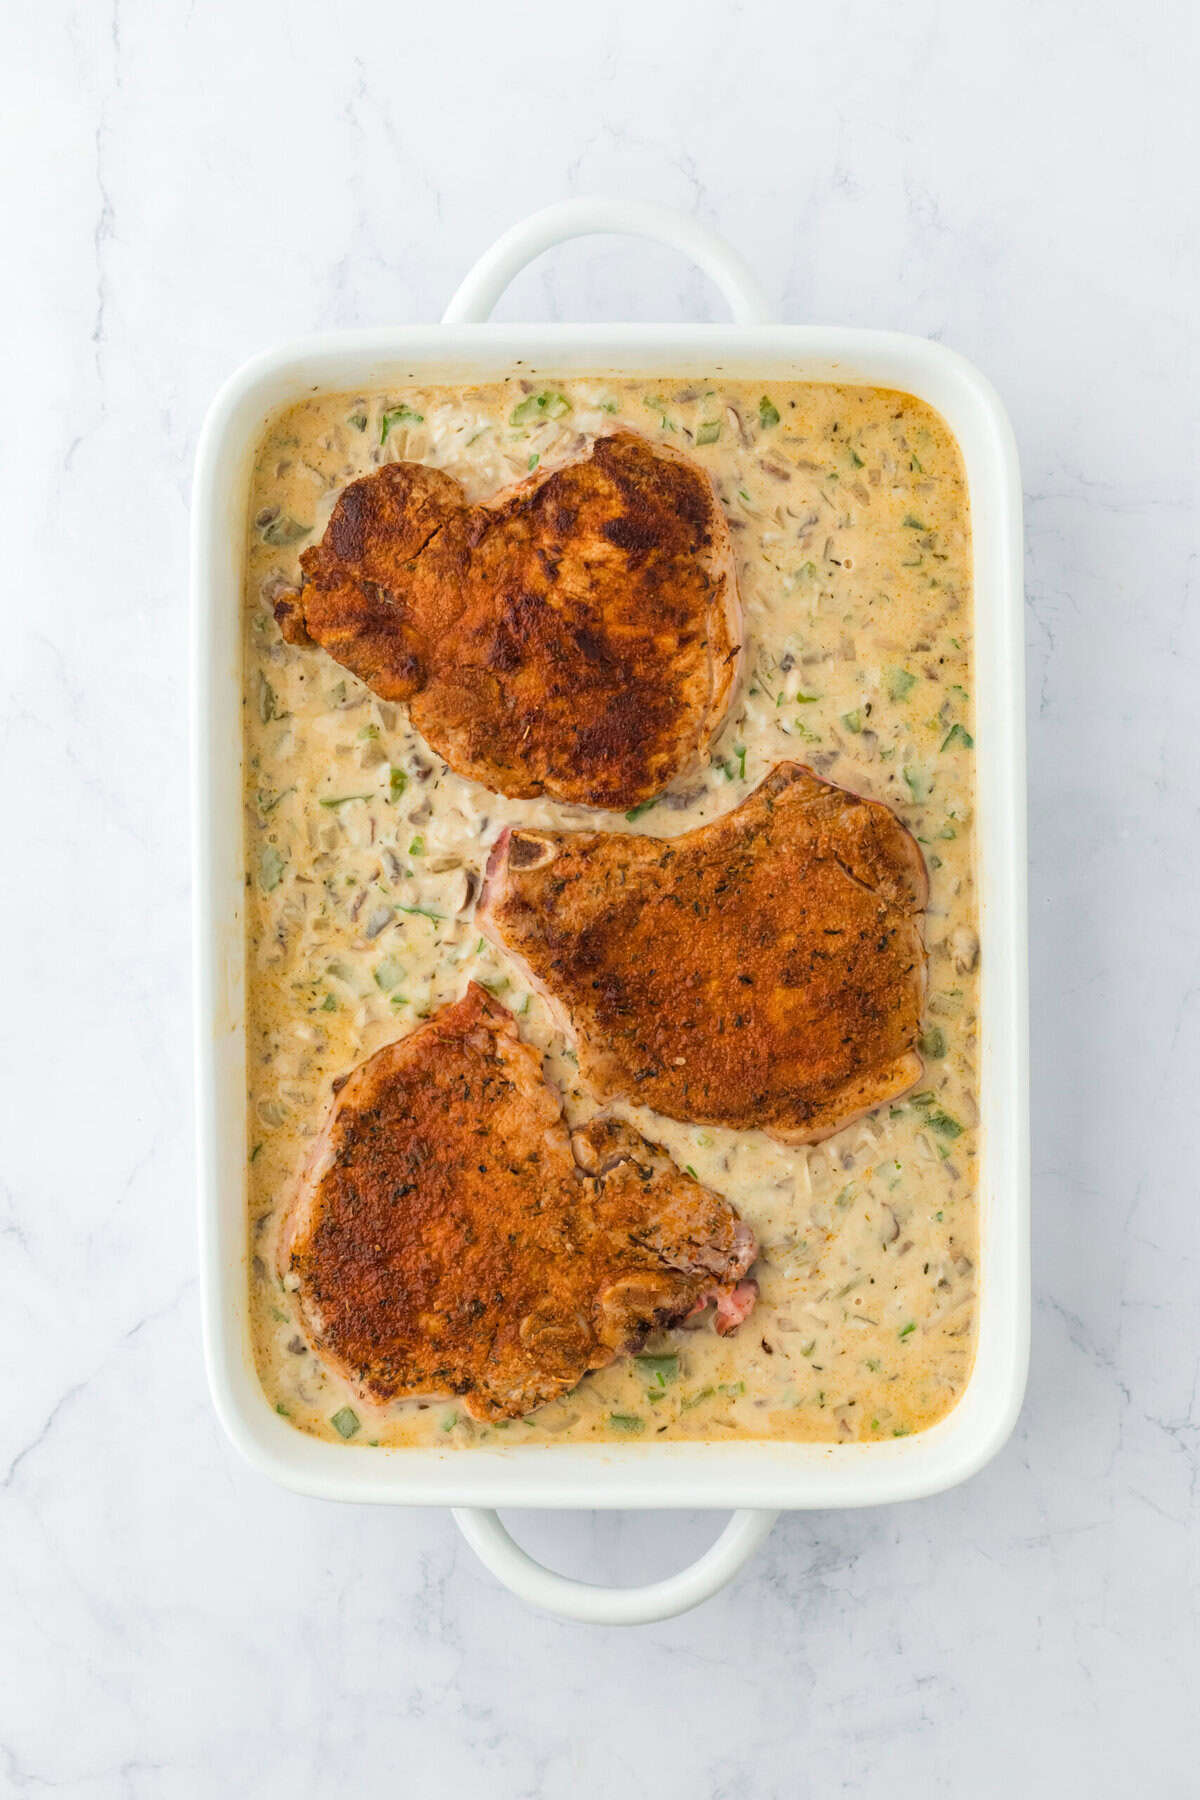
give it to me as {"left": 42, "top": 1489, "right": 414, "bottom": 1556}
{"left": 348, "top": 410, "right": 368, "bottom": 432}
{"left": 261, "top": 514, "right": 311, "bottom": 547}
{"left": 388, "top": 766, "right": 408, "bottom": 802}
{"left": 738, "top": 487, "right": 751, "bottom": 502}
{"left": 357, "top": 724, "right": 380, "bottom": 740}
{"left": 331, "top": 1406, "right": 361, "bottom": 1439}
{"left": 258, "top": 845, "right": 286, "bottom": 892}
{"left": 510, "top": 391, "right": 571, "bottom": 426}
{"left": 374, "top": 956, "right": 405, "bottom": 992}
{"left": 887, "top": 668, "right": 917, "bottom": 701}
{"left": 320, "top": 994, "right": 337, "bottom": 1012}
{"left": 903, "top": 765, "right": 933, "bottom": 803}
{"left": 918, "top": 1025, "right": 947, "bottom": 1058}
{"left": 319, "top": 792, "right": 373, "bottom": 808}
{"left": 899, "top": 1321, "right": 917, "bottom": 1340}
{"left": 800, "top": 1339, "right": 817, "bottom": 1357}
{"left": 841, "top": 709, "right": 865, "bottom": 733}
{"left": 625, "top": 797, "right": 660, "bottom": 822}
{"left": 249, "top": 1142, "right": 263, "bottom": 1163}
{"left": 893, "top": 1426, "right": 912, "bottom": 1437}
{"left": 258, "top": 676, "right": 277, "bottom": 724}
{"left": 408, "top": 834, "right": 425, "bottom": 856}
{"left": 941, "top": 722, "right": 975, "bottom": 752}
{"left": 608, "top": 1413, "right": 645, "bottom": 1433}
{"left": 926, "top": 1108, "right": 963, "bottom": 1139}
{"left": 681, "top": 1386, "right": 715, "bottom": 1410}
{"left": 684, "top": 1164, "right": 699, "bottom": 1180}
{"left": 902, "top": 513, "right": 927, "bottom": 530}
{"left": 276, "top": 1402, "right": 290, "bottom": 1417}
{"left": 381, "top": 403, "right": 424, "bottom": 442}
{"left": 734, "top": 744, "right": 747, "bottom": 780}
{"left": 849, "top": 447, "right": 864, "bottom": 468}
{"left": 758, "top": 396, "right": 781, "bottom": 429}
{"left": 794, "top": 691, "right": 820, "bottom": 704}
{"left": 695, "top": 420, "right": 722, "bottom": 445}
{"left": 527, "top": 452, "right": 539, "bottom": 471}
{"left": 719, "top": 1381, "right": 745, "bottom": 1397}
{"left": 441, "top": 1411, "right": 458, "bottom": 1432}
{"left": 397, "top": 903, "right": 443, "bottom": 922}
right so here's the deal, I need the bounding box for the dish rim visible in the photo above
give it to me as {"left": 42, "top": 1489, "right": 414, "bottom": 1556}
{"left": 192, "top": 321, "right": 1029, "bottom": 1510}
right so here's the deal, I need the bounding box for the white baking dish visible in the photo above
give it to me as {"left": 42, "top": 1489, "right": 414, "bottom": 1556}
{"left": 192, "top": 199, "right": 1029, "bottom": 1624}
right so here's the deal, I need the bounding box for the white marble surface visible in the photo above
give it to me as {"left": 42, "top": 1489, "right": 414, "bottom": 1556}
{"left": 3, "top": 0, "right": 1198, "bottom": 1792}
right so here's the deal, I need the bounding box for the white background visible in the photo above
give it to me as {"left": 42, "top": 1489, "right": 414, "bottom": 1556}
{"left": 2, "top": 1, "right": 1198, "bottom": 1794}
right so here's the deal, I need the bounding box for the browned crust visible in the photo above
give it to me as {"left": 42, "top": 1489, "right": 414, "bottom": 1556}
{"left": 479, "top": 765, "right": 929, "bottom": 1143}
{"left": 276, "top": 985, "right": 756, "bottom": 1420}
{"left": 275, "top": 431, "right": 741, "bottom": 809}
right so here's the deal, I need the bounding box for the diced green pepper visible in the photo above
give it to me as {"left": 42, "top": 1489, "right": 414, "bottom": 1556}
{"left": 510, "top": 391, "right": 571, "bottom": 426}
{"left": 636, "top": 1353, "right": 680, "bottom": 1389}
{"left": 259, "top": 845, "right": 286, "bottom": 892}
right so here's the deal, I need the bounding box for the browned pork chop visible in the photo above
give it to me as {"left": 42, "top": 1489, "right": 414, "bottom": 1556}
{"left": 277, "top": 984, "right": 757, "bottom": 1421}
{"left": 274, "top": 430, "right": 741, "bottom": 810}
{"left": 480, "top": 764, "right": 929, "bottom": 1144}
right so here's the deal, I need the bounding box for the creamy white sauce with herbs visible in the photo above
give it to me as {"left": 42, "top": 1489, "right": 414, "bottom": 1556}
{"left": 243, "top": 378, "right": 979, "bottom": 1449}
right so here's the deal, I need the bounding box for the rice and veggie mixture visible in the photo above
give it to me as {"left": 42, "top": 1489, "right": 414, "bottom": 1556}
{"left": 243, "top": 377, "right": 979, "bottom": 1448}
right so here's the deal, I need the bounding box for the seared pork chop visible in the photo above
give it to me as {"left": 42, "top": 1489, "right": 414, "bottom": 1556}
{"left": 277, "top": 984, "right": 756, "bottom": 1421}
{"left": 480, "top": 764, "right": 929, "bottom": 1144}
{"left": 274, "top": 430, "right": 741, "bottom": 810}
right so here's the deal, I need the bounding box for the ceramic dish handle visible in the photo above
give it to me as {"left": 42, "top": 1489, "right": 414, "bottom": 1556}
{"left": 452, "top": 1506, "right": 778, "bottom": 1625}
{"left": 442, "top": 197, "right": 772, "bottom": 326}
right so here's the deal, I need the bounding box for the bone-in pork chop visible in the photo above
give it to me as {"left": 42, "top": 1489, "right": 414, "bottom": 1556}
{"left": 274, "top": 430, "right": 741, "bottom": 810}
{"left": 480, "top": 764, "right": 929, "bottom": 1144}
{"left": 277, "top": 984, "right": 756, "bottom": 1421}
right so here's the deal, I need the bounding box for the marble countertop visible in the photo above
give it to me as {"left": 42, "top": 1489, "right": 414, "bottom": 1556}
{"left": 3, "top": 1, "right": 1197, "bottom": 1793}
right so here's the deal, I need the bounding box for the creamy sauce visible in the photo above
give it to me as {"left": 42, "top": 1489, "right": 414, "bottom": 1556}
{"left": 243, "top": 378, "right": 979, "bottom": 1449}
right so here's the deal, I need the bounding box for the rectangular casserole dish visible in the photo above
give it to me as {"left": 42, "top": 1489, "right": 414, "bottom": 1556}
{"left": 192, "top": 201, "right": 1028, "bottom": 1619}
